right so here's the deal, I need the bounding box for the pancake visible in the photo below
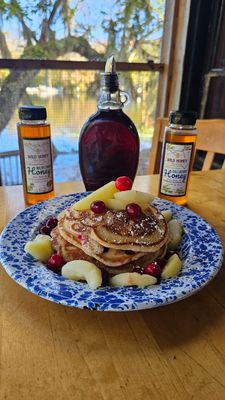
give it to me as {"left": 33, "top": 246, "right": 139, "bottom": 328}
{"left": 51, "top": 226, "right": 167, "bottom": 276}
{"left": 57, "top": 208, "right": 151, "bottom": 266}
{"left": 54, "top": 204, "right": 168, "bottom": 268}
{"left": 90, "top": 205, "right": 168, "bottom": 252}
{"left": 51, "top": 226, "right": 93, "bottom": 263}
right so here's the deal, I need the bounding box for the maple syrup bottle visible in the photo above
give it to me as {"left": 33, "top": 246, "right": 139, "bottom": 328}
{"left": 17, "top": 105, "right": 54, "bottom": 205}
{"left": 79, "top": 56, "right": 140, "bottom": 191}
{"left": 158, "top": 110, "right": 197, "bottom": 205}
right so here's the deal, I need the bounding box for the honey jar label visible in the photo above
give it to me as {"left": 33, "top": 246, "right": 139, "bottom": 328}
{"left": 22, "top": 137, "right": 53, "bottom": 194}
{"left": 159, "top": 142, "right": 194, "bottom": 196}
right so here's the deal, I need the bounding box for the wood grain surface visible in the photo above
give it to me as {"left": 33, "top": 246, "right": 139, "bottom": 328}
{"left": 0, "top": 171, "right": 225, "bottom": 400}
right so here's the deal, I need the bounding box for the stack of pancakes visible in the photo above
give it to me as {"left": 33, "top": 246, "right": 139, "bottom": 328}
{"left": 51, "top": 204, "right": 168, "bottom": 275}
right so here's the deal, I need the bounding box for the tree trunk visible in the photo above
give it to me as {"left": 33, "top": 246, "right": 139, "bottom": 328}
{"left": 0, "top": 69, "right": 39, "bottom": 132}
{"left": 0, "top": 31, "right": 12, "bottom": 58}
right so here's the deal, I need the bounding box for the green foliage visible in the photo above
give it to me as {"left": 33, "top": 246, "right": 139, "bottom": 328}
{"left": 0, "top": 0, "right": 24, "bottom": 19}
{"left": 0, "top": 0, "right": 54, "bottom": 18}
{"left": 0, "top": 0, "right": 164, "bottom": 62}
{"left": 23, "top": 45, "right": 49, "bottom": 59}
{"left": 0, "top": 1, "right": 7, "bottom": 13}
{"left": 101, "top": 0, "right": 164, "bottom": 62}
{"left": 36, "top": 1, "right": 53, "bottom": 13}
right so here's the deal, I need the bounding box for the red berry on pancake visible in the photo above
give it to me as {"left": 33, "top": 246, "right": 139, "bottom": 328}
{"left": 91, "top": 201, "right": 107, "bottom": 214}
{"left": 126, "top": 203, "right": 142, "bottom": 219}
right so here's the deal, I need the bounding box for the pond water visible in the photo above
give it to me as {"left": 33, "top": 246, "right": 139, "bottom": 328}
{"left": 0, "top": 94, "right": 154, "bottom": 185}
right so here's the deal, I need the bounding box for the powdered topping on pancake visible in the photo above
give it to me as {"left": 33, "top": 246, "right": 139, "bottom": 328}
{"left": 71, "top": 209, "right": 104, "bottom": 226}
{"left": 104, "top": 207, "right": 165, "bottom": 238}
{"left": 90, "top": 204, "right": 168, "bottom": 251}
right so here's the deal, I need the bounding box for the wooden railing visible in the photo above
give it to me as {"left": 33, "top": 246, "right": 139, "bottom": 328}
{"left": 0, "top": 59, "right": 164, "bottom": 72}
{"left": 0, "top": 150, "right": 21, "bottom": 186}
{"left": 0, "top": 58, "right": 164, "bottom": 186}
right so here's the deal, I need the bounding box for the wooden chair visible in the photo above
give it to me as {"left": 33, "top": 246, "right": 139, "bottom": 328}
{"left": 148, "top": 118, "right": 225, "bottom": 174}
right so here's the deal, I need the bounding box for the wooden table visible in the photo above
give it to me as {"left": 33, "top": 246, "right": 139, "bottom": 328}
{"left": 0, "top": 170, "right": 225, "bottom": 400}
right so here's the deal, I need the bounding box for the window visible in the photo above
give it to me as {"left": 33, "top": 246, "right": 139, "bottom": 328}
{"left": 0, "top": 0, "right": 165, "bottom": 185}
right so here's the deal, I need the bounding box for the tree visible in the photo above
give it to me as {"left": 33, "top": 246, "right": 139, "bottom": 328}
{"left": 0, "top": 0, "right": 103, "bottom": 132}
{"left": 101, "top": 0, "right": 164, "bottom": 98}
{"left": 102, "top": 0, "right": 164, "bottom": 61}
{"left": 0, "top": 0, "right": 164, "bottom": 133}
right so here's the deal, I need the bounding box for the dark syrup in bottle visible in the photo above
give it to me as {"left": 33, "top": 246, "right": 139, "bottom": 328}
{"left": 79, "top": 56, "right": 140, "bottom": 191}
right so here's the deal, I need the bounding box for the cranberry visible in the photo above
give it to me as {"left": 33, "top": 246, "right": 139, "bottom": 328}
{"left": 132, "top": 266, "right": 144, "bottom": 274}
{"left": 47, "top": 254, "right": 65, "bottom": 271}
{"left": 115, "top": 176, "right": 133, "bottom": 191}
{"left": 90, "top": 201, "right": 106, "bottom": 214}
{"left": 39, "top": 225, "right": 51, "bottom": 235}
{"left": 126, "top": 203, "right": 142, "bottom": 219}
{"left": 46, "top": 217, "right": 58, "bottom": 230}
{"left": 144, "top": 262, "right": 162, "bottom": 277}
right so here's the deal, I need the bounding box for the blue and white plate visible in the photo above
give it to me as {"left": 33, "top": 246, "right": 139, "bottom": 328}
{"left": 0, "top": 193, "right": 223, "bottom": 311}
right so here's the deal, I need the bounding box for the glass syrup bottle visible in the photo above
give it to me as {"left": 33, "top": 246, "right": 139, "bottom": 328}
{"left": 79, "top": 56, "right": 140, "bottom": 191}
{"left": 158, "top": 110, "right": 197, "bottom": 205}
{"left": 17, "top": 105, "right": 54, "bottom": 205}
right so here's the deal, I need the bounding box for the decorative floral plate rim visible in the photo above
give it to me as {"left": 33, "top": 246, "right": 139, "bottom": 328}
{"left": 0, "top": 192, "right": 223, "bottom": 311}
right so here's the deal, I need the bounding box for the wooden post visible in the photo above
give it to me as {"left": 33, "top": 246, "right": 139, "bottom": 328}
{"left": 156, "top": 0, "right": 191, "bottom": 118}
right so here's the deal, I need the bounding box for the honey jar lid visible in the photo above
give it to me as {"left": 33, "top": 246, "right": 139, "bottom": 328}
{"left": 19, "top": 105, "right": 47, "bottom": 120}
{"left": 169, "top": 110, "right": 197, "bottom": 126}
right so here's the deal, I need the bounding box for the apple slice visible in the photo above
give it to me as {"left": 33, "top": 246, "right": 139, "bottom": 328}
{"left": 161, "top": 209, "right": 172, "bottom": 222}
{"left": 105, "top": 198, "right": 149, "bottom": 211}
{"left": 34, "top": 234, "right": 52, "bottom": 243}
{"left": 105, "top": 198, "right": 127, "bottom": 210}
{"left": 72, "top": 181, "right": 119, "bottom": 211}
{"left": 114, "top": 190, "right": 155, "bottom": 204}
{"left": 168, "top": 219, "right": 183, "bottom": 250}
{"left": 25, "top": 235, "right": 53, "bottom": 263}
{"left": 110, "top": 272, "right": 157, "bottom": 288}
{"left": 161, "top": 253, "right": 182, "bottom": 279}
{"left": 61, "top": 260, "right": 102, "bottom": 289}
